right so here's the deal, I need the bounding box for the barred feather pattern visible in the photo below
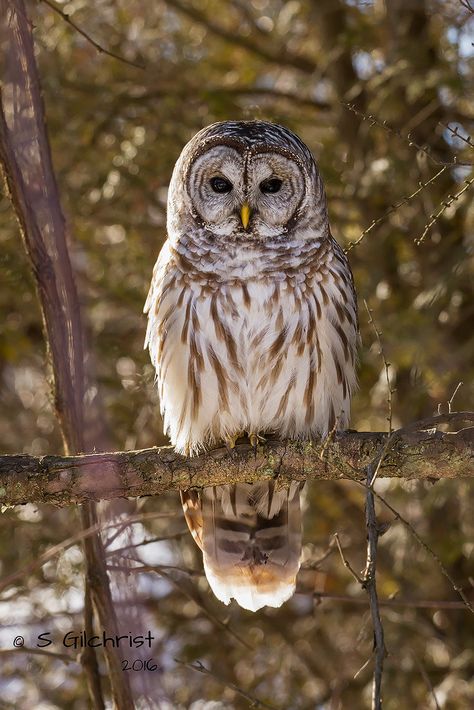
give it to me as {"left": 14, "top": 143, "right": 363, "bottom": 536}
{"left": 144, "top": 121, "right": 358, "bottom": 611}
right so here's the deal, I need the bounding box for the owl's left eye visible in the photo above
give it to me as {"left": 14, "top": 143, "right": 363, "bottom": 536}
{"left": 260, "top": 178, "right": 283, "bottom": 194}
{"left": 210, "top": 176, "right": 233, "bottom": 194}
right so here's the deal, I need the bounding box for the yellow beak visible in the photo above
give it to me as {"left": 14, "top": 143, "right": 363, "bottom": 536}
{"left": 240, "top": 202, "right": 251, "bottom": 230}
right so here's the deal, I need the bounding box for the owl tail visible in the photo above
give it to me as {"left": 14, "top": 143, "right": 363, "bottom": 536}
{"left": 181, "top": 481, "right": 303, "bottom": 612}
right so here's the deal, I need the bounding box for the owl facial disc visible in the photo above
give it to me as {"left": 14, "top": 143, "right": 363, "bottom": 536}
{"left": 170, "top": 121, "right": 328, "bottom": 241}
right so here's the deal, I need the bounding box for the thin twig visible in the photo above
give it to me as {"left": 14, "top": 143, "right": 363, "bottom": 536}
{"left": 301, "top": 539, "right": 336, "bottom": 569}
{"left": 333, "top": 533, "right": 363, "bottom": 584}
{"left": 415, "top": 175, "right": 474, "bottom": 245}
{"left": 441, "top": 123, "right": 474, "bottom": 151}
{"left": 343, "top": 472, "right": 474, "bottom": 614}
{"left": 328, "top": 432, "right": 474, "bottom": 613}
{"left": 105, "top": 532, "right": 187, "bottom": 557}
{"left": 175, "top": 659, "right": 278, "bottom": 710}
{"left": 0, "top": 647, "right": 76, "bottom": 664}
{"left": 363, "top": 465, "right": 387, "bottom": 710}
{"left": 372, "top": 487, "right": 473, "bottom": 614}
{"left": 460, "top": 0, "right": 474, "bottom": 14}
{"left": 155, "top": 569, "right": 253, "bottom": 651}
{"left": 318, "top": 412, "right": 341, "bottom": 461}
{"left": 164, "top": 0, "right": 315, "bottom": 73}
{"left": 39, "top": 0, "right": 145, "bottom": 69}
{"left": 310, "top": 593, "right": 467, "bottom": 610}
{"left": 106, "top": 563, "right": 203, "bottom": 577}
{"left": 343, "top": 103, "right": 472, "bottom": 167}
{"left": 364, "top": 300, "right": 394, "bottom": 437}
{"left": 353, "top": 656, "right": 372, "bottom": 680}
{"left": 448, "top": 382, "right": 464, "bottom": 413}
{"left": 102, "top": 568, "right": 471, "bottom": 610}
{"left": 0, "top": 511, "right": 172, "bottom": 594}
{"left": 345, "top": 167, "right": 447, "bottom": 253}
{"left": 410, "top": 651, "right": 441, "bottom": 710}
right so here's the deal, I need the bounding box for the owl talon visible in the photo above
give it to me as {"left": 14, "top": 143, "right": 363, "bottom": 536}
{"left": 248, "top": 432, "right": 266, "bottom": 447}
{"left": 225, "top": 432, "right": 245, "bottom": 450}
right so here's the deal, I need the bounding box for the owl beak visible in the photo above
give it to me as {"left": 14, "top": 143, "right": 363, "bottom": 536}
{"left": 240, "top": 202, "right": 251, "bottom": 230}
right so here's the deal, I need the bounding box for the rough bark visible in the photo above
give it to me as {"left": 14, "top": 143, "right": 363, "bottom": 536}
{"left": 1, "top": 416, "right": 472, "bottom": 507}
{"left": 0, "top": 3, "right": 133, "bottom": 707}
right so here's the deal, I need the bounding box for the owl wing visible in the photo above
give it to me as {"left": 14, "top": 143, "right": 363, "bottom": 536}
{"left": 181, "top": 481, "right": 303, "bottom": 612}
{"left": 144, "top": 240, "right": 172, "bottom": 352}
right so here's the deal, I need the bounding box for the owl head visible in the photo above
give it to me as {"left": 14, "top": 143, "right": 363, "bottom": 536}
{"left": 167, "top": 120, "right": 329, "bottom": 242}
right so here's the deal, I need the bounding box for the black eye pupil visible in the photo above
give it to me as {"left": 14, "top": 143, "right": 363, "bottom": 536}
{"left": 260, "top": 178, "right": 283, "bottom": 194}
{"left": 210, "top": 177, "right": 232, "bottom": 193}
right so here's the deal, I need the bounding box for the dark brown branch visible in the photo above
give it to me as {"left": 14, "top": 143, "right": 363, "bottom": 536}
{"left": 460, "top": 0, "right": 474, "bottom": 14}
{"left": 0, "top": 415, "right": 473, "bottom": 507}
{"left": 363, "top": 465, "right": 387, "bottom": 710}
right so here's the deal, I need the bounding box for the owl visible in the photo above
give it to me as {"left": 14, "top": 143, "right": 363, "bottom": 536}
{"left": 145, "top": 121, "right": 358, "bottom": 611}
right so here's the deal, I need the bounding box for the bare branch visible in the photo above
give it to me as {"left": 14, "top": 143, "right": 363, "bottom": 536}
{"left": 344, "top": 167, "right": 447, "bottom": 253}
{"left": 363, "top": 465, "right": 387, "bottom": 710}
{"left": 460, "top": 0, "right": 474, "bottom": 14}
{"left": 441, "top": 122, "right": 474, "bottom": 150}
{"left": 364, "top": 301, "right": 394, "bottom": 436}
{"left": 175, "top": 659, "right": 278, "bottom": 710}
{"left": 448, "top": 382, "right": 464, "bottom": 414}
{"left": 0, "top": 647, "right": 76, "bottom": 664}
{"left": 164, "top": 0, "right": 316, "bottom": 73}
{"left": 333, "top": 533, "right": 363, "bottom": 585}
{"left": 0, "top": 511, "right": 172, "bottom": 595}
{"left": 415, "top": 174, "right": 474, "bottom": 245}
{"left": 410, "top": 651, "right": 441, "bottom": 710}
{"left": 39, "top": 0, "right": 145, "bottom": 69}
{"left": 156, "top": 569, "right": 253, "bottom": 651}
{"left": 101, "top": 565, "right": 472, "bottom": 611}
{"left": 0, "top": 415, "right": 473, "bottom": 506}
{"left": 310, "top": 593, "right": 468, "bottom": 611}
{"left": 343, "top": 103, "right": 472, "bottom": 167}
{"left": 346, "top": 476, "right": 474, "bottom": 614}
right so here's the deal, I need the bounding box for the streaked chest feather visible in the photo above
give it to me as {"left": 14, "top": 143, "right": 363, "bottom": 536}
{"left": 145, "top": 240, "right": 357, "bottom": 454}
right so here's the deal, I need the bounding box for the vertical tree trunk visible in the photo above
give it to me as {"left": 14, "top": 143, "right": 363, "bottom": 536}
{"left": 0, "top": 2, "right": 134, "bottom": 707}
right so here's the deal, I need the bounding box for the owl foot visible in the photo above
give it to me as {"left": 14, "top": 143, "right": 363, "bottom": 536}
{"left": 225, "top": 432, "right": 245, "bottom": 450}
{"left": 248, "top": 432, "right": 266, "bottom": 448}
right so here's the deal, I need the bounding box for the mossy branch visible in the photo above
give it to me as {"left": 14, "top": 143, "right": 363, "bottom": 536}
{"left": 1, "top": 413, "right": 472, "bottom": 507}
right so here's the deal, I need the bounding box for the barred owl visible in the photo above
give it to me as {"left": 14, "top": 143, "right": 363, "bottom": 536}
{"left": 145, "top": 121, "right": 358, "bottom": 611}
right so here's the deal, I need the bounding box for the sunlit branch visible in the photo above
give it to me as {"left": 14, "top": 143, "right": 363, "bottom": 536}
{"left": 0, "top": 413, "right": 472, "bottom": 507}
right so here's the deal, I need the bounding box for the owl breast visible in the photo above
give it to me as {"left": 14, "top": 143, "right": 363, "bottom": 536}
{"left": 145, "top": 237, "right": 358, "bottom": 455}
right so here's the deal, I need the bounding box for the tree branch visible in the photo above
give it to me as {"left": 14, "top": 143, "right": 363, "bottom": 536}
{"left": 1, "top": 415, "right": 473, "bottom": 507}
{"left": 164, "top": 0, "right": 316, "bottom": 73}
{"left": 364, "top": 465, "right": 386, "bottom": 710}
{"left": 39, "top": 0, "right": 145, "bottom": 69}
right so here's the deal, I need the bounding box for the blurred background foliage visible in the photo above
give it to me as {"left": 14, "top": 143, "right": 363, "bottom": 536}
{"left": 0, "top": 0, "right": 473, "bottom": 707}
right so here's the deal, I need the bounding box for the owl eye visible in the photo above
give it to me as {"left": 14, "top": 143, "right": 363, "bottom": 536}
{"left": 260, "top": 178, "right": 283, "bottom": 194}
{"left": 210, "top": 176, "right": 233, "bottom": 194}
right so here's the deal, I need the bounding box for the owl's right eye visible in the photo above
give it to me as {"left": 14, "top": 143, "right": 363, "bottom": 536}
{"left": 210, "top": 176, "right": 233, "bottom": 194}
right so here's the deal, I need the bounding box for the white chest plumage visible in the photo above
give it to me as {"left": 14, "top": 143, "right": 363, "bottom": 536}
{"left": 145, "top": 235, "right": 357, "bottom": 455}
